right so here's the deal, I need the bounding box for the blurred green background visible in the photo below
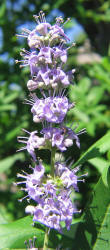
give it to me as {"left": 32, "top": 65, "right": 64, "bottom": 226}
{"left": 0, "top": 0, "right": 110, "bottom": 224}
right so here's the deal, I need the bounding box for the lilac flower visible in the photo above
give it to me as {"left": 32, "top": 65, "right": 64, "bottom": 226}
{"left": 16, "top": 11, "right": 86, "bottom": 236}
{"left": 37, "top": 66, "right": 50, "bottom": 85}
{"left": 55, "top": 162, "right": 79, "bottom": 190}
{"left": 16, "top": 50, "right": 38, "bottom": 76}
{"left": 17, "top": 161, "right": 80, "bottom": 231}
{"left": 17, "top": 130, "right": 45, "bottom": 160}
{"left": 27, "top": 67, "right": 70, "bottom": 91}
{"left": 31, "top": 96, "right": 72, "bottom": 124}
{"left": 41, "top": 126, "right": 84, "bottom": 152}
{"left": 24, "top": 236, "right": 37, "bottom": 250}
{"left": 32, "top": 197, "right": 65, "bottom": 231}
{"left": 59, "top": 195, "right": 74, "bottom": 230}
{"left": 17, "top": 11, "right": 51, "bottom": 48}
{"left": 43, "top": 180, "right": 57, "bottom": 196}
{"left": 53, "top": 46, "right": 67, "bottom": 63}
{"left": 50, "top": 68, "right": 70, "bottom": 87}
{"left": 17, "top": 163, "right": 45, "bottom": 202}
{"left": 49, "top": 17, "right": 70, "bottom": 41}
{"left": 27, "top": 66, "right": 50, "bottom": 91}
{"left": 55, "top": 162, "right": 87, "bottom": 192}
{"left": 34, "top": 11, "right": 51, "bottom": 36}
{"left": 60, "top": 167, "right": 79, "bottom": 191}
{"left": 28, "top": 187, "right": 76, "bottom": 231}
{"left": 27, "top": 79, "right": 40, "bottom": 91}
{"left": 27, "top": 29, "right": 41, "bottom": 48}
{"left": 37, "top": 47, "right": 53, "bottom": 64}
{"left": 32, "top": 204, "right": 61, "bottom": 231}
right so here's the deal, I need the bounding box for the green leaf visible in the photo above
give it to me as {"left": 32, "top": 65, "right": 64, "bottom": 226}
{"left": 71, "top": 171, "right": 110, "bottom": 249}
{"left": 62, "top": 217, "right": 83, "bottom": 240}
{"left": 93, "top": 204, "right": 110, "bottom": 250}
{"left": 88, "top": 157, "right": 110, "bottom": 174}
{"left": 0, "top": 153, "right": 25, "bottom": 173}
{"left": 0, "top": 205, "right": 12, "bottom": 224}
{"left": 102, "top": 165, "right": 110, "bottom": 187}
{"left": 53, "top": 0, "right": 68, "bottom": 9}
{"left": 0, "top": 2, "right": 6, "bottom": 20}
{"left": 0, "top": 216, "right": 44, "bottom": 248}
{"left": 3, "top": 92, "right": 19, "bottom": 104}
{"left": 5, "top": 121, "right": 28, "bottom": 142}
{"left": 71, "top": 108, "right": 90, "bottom": 122}
{"left": 0, "top": 104, "right": 16, "bottom": 111}
{"left": 74, "top": 131, "right": 110, "bottom": 167}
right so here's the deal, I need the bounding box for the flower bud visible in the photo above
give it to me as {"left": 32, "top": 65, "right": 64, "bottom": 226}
{"left": 27, "top": 79, "right": 38, "bottom": 91}
{"left": 64, "top": 138, "right": 73, "bottom": 147}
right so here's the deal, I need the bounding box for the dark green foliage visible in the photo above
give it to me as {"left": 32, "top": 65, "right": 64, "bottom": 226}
{"left": 0, "top": 0, "right": 110, "bottom": 248}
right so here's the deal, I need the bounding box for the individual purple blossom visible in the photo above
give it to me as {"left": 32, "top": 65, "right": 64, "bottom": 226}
{"left": 43, "top": 180, "right": 57, "bottom": 196}
{"left": 17, "top": 27, "right": 40, "bottom": 48}
{"left": 55, "top": 162, "right": 87, "bottom": 192}
{"left": 17, "top": 163, "right": 45, "bottom": 202}
{"left": 37, "top": 66, "right": 50, "bottom": 85}
{"left": 16, "top": 50, "right": 38, "bottom": 76}
{"left": 34, "top": 11, "right": 51, "bottom": 36}
{"left": 27, "top": 29, "right": 41, "bottom": 48}
{"left": 53, "top": 46, "right": 67, "bottom": 63}
{"left": 17, "top": 11, "right": 51, "bottom": 48}
{"left": 50, "top": 68, "right": 70, "bottom": 87}
{"left": 60, "top": 167, "right": 79, "bottom": 191}
{"left": 58, "top": 190, "right": 75, "bottom": 230}
{"left": 24, "top": 236, "right": 37, "bottom": 250}
{"left": 17, "top": 47, "right": 53, "bottom": 76}
{"left": 49, "top": 17, "right": 70, "bottom": 41}
{"left": 42, "top": 127, "right": 66, "bottom": 151}
{"left": 28, "top": 51, "right": 38, "bottom": 76}
{"left": 27, "top": 66, "right": 50, "bottom": 91}
{"left": 17, "top": 130, "right": 45, "bottom": 161}
{"left": 37, "top": 46, "right": 53, "bottom": 64}
{"left": 27, "top": 79, "right": 41, "bottom": 91}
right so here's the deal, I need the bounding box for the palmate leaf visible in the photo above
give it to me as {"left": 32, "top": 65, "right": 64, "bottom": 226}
{"left": 71, "top": 171, "right": 110, "bottom": 249}
{"left": 0, "top": 216, "right": 44, "bottom": 248}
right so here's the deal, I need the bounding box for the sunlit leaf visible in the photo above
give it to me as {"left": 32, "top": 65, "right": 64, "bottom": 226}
{"left": 0, "top": 153, "right": 25, "bottom": 173}
{"left": 71, "top": 171, "right": 110, "bottom": 248}
{"left": 74, "top": 131, "right": 110, "bottom": 167}
{"left": 0, "top": 216, "right": 44, "bottom": 248}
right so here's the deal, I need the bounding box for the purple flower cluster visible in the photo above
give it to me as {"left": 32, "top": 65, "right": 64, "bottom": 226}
{"left": 17, "top": 161, "right": 83, "bottom": 231}
{"left": 18, "top": 126, "right": 85, "bottom": 160}
{"left": 30, "top": 95, "right": 73, "bottom": 124}
{"left": 17, "top": 11, "right": 86, "bottom": 232}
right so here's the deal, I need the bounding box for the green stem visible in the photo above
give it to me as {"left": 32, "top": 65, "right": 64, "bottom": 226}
{"left": 51, "top": 147, "right": 56, "bottom": 178}
{"left": 43, "top": 147, "right": 56, "bottom": 249}
{"left": 43, "top": 227, "right": 50, "bottom": 250}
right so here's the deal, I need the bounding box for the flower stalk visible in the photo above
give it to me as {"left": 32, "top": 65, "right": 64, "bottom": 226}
{"left": 43, "top": 227, "right": 50, "bottom": 250}
{"left": 51, "top": 147, "right": 56, "bottom": 178}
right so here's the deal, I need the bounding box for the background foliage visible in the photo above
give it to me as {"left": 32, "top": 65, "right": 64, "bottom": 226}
{"left": 0, "top": 0, "right": 110, "bottom": 249}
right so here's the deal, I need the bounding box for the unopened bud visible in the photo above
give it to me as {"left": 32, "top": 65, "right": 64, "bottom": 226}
{"left": 27, "top": 80, "right": 37, "bottom": 91}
